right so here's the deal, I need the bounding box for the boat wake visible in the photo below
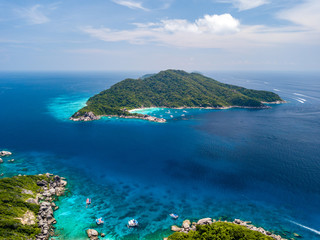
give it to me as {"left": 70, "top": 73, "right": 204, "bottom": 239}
{"left": 288, "top": 220, "right": 320, "bottom": 235}
{"left": 294, "top": 93, "right": 320, "bottom": 101}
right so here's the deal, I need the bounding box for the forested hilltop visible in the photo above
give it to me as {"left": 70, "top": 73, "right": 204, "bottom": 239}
{"left": 71, "top": 70, "right": 283, "bottom": 121}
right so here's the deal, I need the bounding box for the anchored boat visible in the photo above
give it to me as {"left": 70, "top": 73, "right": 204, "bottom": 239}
{"left": 96, "top": 218, "right": 104, "bottom": 225}
{"left": 170, "top": 213, "right": 179, "bottom": 219}
{"left": 127, "top": 219, "right": 139, "bottom": 227}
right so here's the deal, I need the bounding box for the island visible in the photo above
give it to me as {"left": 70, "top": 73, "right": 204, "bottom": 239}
{"left": 70, "top": 70, "right": 284, "bottom": 122}
{"left": 0, "top": 173, "right": 67, "bottom": 240}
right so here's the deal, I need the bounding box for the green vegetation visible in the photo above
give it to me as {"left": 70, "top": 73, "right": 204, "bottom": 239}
{"left": 73, "top": 69, "right": 283, "bottom": 118}
{"left": 168, "top": 222, "right": 273, "bottom": 240}
{"left": 0, "top": 175, "right": 47, "bottom": 240}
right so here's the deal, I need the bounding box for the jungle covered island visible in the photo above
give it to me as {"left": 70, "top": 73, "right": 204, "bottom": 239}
{"left": 71, "top": 70, "right": 283, "bottom": 122}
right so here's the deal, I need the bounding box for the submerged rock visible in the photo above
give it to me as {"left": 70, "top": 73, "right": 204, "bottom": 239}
{"left": 0, "top": 150, "right": 12, "bottom": 157}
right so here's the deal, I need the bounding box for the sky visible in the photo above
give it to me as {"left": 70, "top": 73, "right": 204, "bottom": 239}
{"left": 0, "top": 0, "right": 319, "bottom": 71}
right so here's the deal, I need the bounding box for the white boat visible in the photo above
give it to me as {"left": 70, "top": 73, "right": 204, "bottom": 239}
{"left": 170, "top": 213, "right": 179, "bottom": 219}
{"left": 96, "top": 218, "right": 104, "bottom": 225}
{"left": 170, "top": 115, "right": 173, "bottom": 118}
{"left": 128, "top": 219, "right": 139, "bottom": 227}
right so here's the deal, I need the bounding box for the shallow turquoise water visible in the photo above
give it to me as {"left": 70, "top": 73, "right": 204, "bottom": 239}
{"left": 47, "top": 95, "right": 89, "bottom": 121}
{"left": 130, "top": 107, "right": 217, "bottom": 120}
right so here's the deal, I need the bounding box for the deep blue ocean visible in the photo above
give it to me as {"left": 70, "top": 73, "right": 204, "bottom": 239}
{"left": 0, "top": 71, "right": 319, "bottom": 240}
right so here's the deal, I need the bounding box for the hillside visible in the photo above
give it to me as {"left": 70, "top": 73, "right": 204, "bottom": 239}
{"left": 0, "top": 174, "right": 67, "bottom": 240}
{"left": 71, "top": 70, "right": 283, "bottom": 121}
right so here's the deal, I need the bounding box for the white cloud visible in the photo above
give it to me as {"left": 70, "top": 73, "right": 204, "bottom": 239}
{"left": 112, "top": 0, "right": 149, "bottom": 11}
{"left": 16, "top": 5, "right": 49, "bottom": 24}
{"left": 81, "top": 11, "right": 320, "bottom": 49}
{"left": 82, "top": 13, "right": 240, "bottom": 43}
{"left": 196, "top": 14, "right": 240, "bottom": 34}
{"left": 160, "top": 14, "right": 240, "bottom": 34}
{"left": 219, "top": 0, "right": 269, "bottom": 11}
{"left": 277, "top": 0, "right": 320, "bottom": 31}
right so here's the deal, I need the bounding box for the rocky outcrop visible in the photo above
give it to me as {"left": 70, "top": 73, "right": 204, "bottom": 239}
{"left": 86, "top": 229, "right": 99, "bottom": 240}
{"left": 22, "top": 189, "right": 34, "bottom": 195}
{"left": 120, "top": 114, "right": 166, "bottom": 123}
{"left": 0, "top": 150, "right": 12, "bottom": 157}
{"left": 168, "top": 218, "right": 286, "bottom": 240}
{"left": 16, "top": 210, "right": 36, "bottom": 225}
{"left": 197, "top": 218, "right": 212, "bottom": 225}
{"left": 35, "top": 174, "right": 67, "bottom": 240}
{"left": 232, "top": 219, "right": 286, "bottom": 240}
{"left": 182, "top": 219, "right": 191, "bottom": 229}
{"left": 171, "top": 225, "right": 182, "bottom": 232}
{"left": 70, "top": 111, "right": 100, "bottom": 121}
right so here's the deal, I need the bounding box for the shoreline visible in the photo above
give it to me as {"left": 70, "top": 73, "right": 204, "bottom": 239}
{"left": 129, "top": 101, "right": 286, "bottom": 113}
{"left": 70, "top": 101, "right": 286, "bottom": 123}
{"left": 70, "top": 111, "right": 166, "bottom": 123}
{"left": 0, "top": 169, "right": 67, "bottom": 240}
{"left": 35, "top": 173, "right": 67, "bottom": 240}
{"left": 262, "top": 100, "right": 287, "bottom": 104}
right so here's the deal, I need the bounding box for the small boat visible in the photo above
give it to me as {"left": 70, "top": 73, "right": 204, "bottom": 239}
{"left": 183, "top": 110, "right": 187, "bottom": 113}
{"left": 127, "top": 219, "right": 139, "bottom": 227}
{"left": 86, "top": 198, "right": 91, "bottom": 205}
{"left": 181, "top": 114, "right": 185, "bottom": 117}
{"left": 96, "top": 218, "right": 104, "bottom": 225}
{"left": 170, "top": 213, "right": 179, "bottom": 219}
{"left": 170, "top": 115, "right": 173, "bottom": 118}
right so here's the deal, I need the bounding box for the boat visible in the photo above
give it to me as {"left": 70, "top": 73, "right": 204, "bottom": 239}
{"left": 170, "top": 115, "right": 173, "bottom": 118}
{"left": 86, "top": 198, "right": 91, "bottom": 205}
{"left": 96, "top": 218, "right": 104, "bottom": 225}
{"left": 127, "top": 219, "right": 139, "bottom": 227}
{"left": 170, "top": 213, "right": 179, "bottom": 219}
